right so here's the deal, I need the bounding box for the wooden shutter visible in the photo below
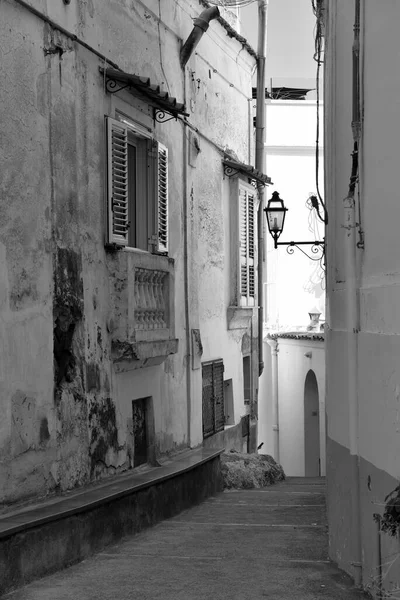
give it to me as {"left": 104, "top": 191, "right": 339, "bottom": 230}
{"left": 248, "top": 191, "right": 255, "bottom": 303}
{"left": 156, "top": 142, "right": 169, "bottom": 253}
{"left": 106, "top": 117, "right": 129, "bottom": 246}
{"left": 202, "top": 359, "right": 225, "bottom": 438}
{"left": 239, "top": 187, "right": 256, "bottom": 307}
{"left": 213, "top": 360, "right": 225, "bottom": 434}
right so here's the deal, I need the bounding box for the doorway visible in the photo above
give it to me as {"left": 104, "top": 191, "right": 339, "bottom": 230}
{"left": 304, "top": 370, "right": 320, "bottom": 477}
{"left": 131, "top": 396, "right": 155, "bottom": 468}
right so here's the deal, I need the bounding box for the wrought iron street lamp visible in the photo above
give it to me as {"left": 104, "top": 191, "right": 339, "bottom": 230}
{"left": 265, "top": 191, "right": 325, "bottom": 261}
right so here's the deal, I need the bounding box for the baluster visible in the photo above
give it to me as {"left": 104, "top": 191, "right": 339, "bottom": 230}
{"left": 139, "top": 269, "right": 147, "bottom": 329}
{"left": 156, "top": 271, "right": 164, "bottom": 328}
{"left": 134, "top": 269, "right": 142, "bottom": 329}
{"left": 143, "top": 270, "right": 152, "bottom": 329}
{"left": 149, "top": 271, "right": 157, "bottom": 329}
{"left": 158, "top": 271, "right": 166, "bottom": 328}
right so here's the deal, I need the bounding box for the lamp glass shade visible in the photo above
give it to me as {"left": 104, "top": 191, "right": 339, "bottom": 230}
{"left": 265, "top": 193, "right": 287, "bottom": 237}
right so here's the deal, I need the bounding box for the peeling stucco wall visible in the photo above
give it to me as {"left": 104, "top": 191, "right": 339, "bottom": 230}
{"left": 0, "top": 0, "right": 257, "bottom": 506}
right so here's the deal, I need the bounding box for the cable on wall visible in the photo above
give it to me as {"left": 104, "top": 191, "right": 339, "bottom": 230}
{"left": 311, "top": 0, "right": 328, "bottom": 225}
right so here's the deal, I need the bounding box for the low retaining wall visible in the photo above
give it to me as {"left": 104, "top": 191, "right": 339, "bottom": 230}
{"left": 0, "top": 448, "right": 223, "bottom": 595}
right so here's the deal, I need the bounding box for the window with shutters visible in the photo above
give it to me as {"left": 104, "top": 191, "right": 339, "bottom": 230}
{"left": 227, "top": 178, "right": 258, "bottom": 329}
{"left": 106, "top": 115, "right": 168, "bottom": 254}
{"left": 239, "top": 184, "right": 256, "bottom": 307}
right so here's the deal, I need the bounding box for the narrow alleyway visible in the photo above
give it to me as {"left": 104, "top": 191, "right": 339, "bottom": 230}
{"left": 4, "top": 478, "right": 369, "bottom": 599}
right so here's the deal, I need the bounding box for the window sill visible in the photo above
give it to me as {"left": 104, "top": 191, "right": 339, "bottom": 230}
{"left": 227, "top": 306, "right": 254, "bottom": 330}
{"left": 111, "top": 338, "right": 179, "bottom": 372}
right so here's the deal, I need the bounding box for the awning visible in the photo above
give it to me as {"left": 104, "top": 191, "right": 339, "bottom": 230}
{"left": 223, "top": 158, "right": 272, "bottom": 187}
{"left": 100, "top": 67, "right": 189, "bottom": 121}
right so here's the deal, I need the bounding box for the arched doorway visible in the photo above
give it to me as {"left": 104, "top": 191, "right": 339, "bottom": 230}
{"left": 304, "top": 370, "right": 320, "bottom": 477}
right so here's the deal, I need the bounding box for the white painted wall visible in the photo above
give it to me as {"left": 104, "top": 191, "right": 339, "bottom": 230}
{"left": 272, "top": 336, "right": 325, "bottom": 476}
{"left": 325, "top": 0, "right": 400, "bottom": 485}
{"left": 325, "top": 0, "right": 400, "bottom": 587}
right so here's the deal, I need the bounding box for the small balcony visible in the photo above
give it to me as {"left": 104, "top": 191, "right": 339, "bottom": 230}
{"left": 107, "top": 249, "right": 178, "bottom": 370}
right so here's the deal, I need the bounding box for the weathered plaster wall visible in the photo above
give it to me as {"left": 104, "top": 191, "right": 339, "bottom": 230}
{"left": 183, "top": 7, "right": 257, "bottom": 442}
{"left": 325, "top": 0, "right": 400, "bottom": 593}
{"left": 0, "top": 4, "right": 58, "bottom": 503}
{"left": 0, "top": 0, "right": 256, "bottom": 505}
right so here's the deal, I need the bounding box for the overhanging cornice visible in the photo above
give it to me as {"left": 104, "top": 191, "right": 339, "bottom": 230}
{"left": 223, "top": 157, "right": 272, "bottom": 187}
{"left": 100, "top": 67, "right": 189, "bottom": 122}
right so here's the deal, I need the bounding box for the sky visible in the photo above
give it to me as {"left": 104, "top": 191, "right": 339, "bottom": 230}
{"left": 240, "top": 0, "right": 317, "bottom": 83}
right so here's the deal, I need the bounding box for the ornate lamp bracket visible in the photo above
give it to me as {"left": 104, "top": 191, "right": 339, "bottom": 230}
{"left": 276, "top": 240, "right": 325, "bottom": 262}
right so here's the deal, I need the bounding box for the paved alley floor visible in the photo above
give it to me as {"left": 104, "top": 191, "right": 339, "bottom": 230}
{"left": 4, "top": 477, "right": 370, "bottom": 600}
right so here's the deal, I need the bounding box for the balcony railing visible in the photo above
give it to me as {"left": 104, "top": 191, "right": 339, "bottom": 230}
{"left": 134, "top": 268, "right": 168, "bottom": 330}
{"left": 107, "top": 250, "right": 177, "bottom": 368}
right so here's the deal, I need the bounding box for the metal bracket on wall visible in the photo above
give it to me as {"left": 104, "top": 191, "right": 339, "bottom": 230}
{"left": 223, "top": 164, "right": 241, "bottom": 179}
{"left": 104, "top": 78, "right": 130, "bottom": 94}
{"left": 153, "top": 109, "right": 177, "bottom": 123}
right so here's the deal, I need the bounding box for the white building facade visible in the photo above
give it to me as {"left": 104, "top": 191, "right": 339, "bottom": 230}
{"left": 325, "top": 0, "right": 400, "bottom": 594}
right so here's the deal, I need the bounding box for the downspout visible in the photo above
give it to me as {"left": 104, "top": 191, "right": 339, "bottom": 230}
{"left": 255, "top": 0, "right": 268, "bottom": 377}
{"left": 183, "top": 68, "right": 191, "bottom": 447}
{"left": 180, "top": 7, "right": 220, "bottom": 68}
{"left": 267, "top": 337, "right": 279, "bottom": 462}
{"left": 344, "top": 0, "right": 362, "bottom": 586}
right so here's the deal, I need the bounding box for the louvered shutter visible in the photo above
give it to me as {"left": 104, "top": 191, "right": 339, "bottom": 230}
{"left": 156, "top": 142, "right": 169, "bottom": 253}
{"left": 106, "top": 117, "right": 129, "bottom": 246}
{"left": 202, "top": 359, "right": 225, "bottom": 438}
{"left": 239, "top": 187, "right": 256, "bottom": 307}
{"left": 248, "top": 191, "right": 255, "bottom": 305}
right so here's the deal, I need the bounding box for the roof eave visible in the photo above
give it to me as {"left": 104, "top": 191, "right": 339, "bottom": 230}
{"left": 100, "top": 68, "right": 189, "bottom": 119}
{"left": 223, "top": 158, "right": 272, "bottom": 187}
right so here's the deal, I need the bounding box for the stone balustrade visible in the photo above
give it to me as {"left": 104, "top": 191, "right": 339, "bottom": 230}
{"left": 108, "top": 250, "right": 177, "bottom": 366}
{"left": 134, "top": 268, "right": 168, "bottom": 330}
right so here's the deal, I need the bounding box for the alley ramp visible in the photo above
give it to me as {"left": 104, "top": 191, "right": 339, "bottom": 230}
{"left": 4, "top": 477, "right": 370, "bottom": 599}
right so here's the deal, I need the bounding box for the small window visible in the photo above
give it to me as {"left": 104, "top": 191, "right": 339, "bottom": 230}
{"left": 106, "top": 116, "right": 168, "bottom": 254}
{"left": 129, "top": 396, "right": 156, "bottom": 468}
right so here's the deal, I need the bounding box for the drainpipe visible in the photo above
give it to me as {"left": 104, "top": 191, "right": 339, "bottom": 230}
{"left": 182, "top": 67, "right": 192, "bottom": 447}
{"left": 180, "top": 6, "right": 220, "bottom": 68}
{"left": 255, "top": 0, "right": 268, "bottom": 377}
{"left": 267, "top": 337, "right": 279, "bottom": 462}
{"left": 344, "top": 0, "right": 362, "bottom": 587}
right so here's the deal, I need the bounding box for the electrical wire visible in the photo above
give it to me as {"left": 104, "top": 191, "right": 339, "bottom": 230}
{"left": 305, "top": 194, "right": 326, "bottom": 283}
{"left": 311, "top": 0, "right": 328, "bottom": 225}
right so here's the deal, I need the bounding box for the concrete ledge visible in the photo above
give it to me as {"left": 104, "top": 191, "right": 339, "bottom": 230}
{"left": 0, "top": 448, "right": 223, "bottom": 595}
